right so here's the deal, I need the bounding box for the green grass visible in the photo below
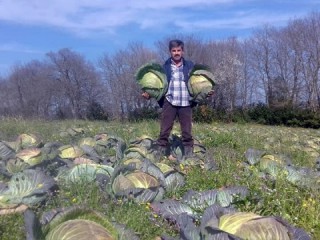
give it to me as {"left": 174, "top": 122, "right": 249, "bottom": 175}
{"left": 0, "top": 118, "right": 319, "bottom": 239}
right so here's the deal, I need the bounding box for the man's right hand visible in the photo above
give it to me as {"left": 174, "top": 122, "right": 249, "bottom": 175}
{"left": 207, "top": 90, "right": 214, "bottom": 97}
{"left": 142, "top": 92, "right": 150, "bottom": 99}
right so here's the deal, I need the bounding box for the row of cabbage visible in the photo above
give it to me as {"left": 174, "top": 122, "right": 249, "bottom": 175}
{"left": 0, "top": 129, "right": 315, "bottom": 239}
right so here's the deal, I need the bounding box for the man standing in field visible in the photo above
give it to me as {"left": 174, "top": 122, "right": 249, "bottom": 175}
{"left": 142, "top": 39, "right": 199, "bottom": 158}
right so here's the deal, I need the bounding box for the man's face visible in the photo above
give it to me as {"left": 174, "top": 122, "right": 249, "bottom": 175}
{"left": 170, "top": 46, "right": 184, "bottom": 62}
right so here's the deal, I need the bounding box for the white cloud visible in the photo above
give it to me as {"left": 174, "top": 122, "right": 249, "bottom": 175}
{"left": 0, "top": 0, "right": 316, "bottom": 36}
{"left": 0, "top": 0, "right": 256, "bottom": 33}
{"left": 175, "top": 11, "right": 298, "bottom": 31}
{"left": 0, "top": 42, "right": 44, "bottom": 54}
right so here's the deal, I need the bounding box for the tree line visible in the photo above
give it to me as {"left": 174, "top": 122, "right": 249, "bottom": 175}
{"left": 0, "top": 12, "right": 319, "bottom": 121}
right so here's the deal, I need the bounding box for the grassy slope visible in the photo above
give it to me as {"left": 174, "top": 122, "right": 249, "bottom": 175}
{"left": 0, "top": 118, "right": 319, "bottom": 239}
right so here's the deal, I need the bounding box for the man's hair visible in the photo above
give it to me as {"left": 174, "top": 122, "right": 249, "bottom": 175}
{"left": 169, "top": 39, "right": 184, "bottom": 51}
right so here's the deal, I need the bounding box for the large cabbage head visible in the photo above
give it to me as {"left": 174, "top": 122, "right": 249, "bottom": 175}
{"left": 218, "top": 212, "right": 291, "bottom": 240}
{"left": 24, "top": 207, "right": 140, "bottom": 240}
{"left": 111, "top": 164, "right": 164, "bottom": 203}
{"left": 15, "top": 147, "right": 43, "bottom": 166}
{"left": 16, "top": 133, "right": 43, "bottom": 148}
{"left": 58, "top": 145, "right": 84, "bottom": 159}
{"left": 135, "top": 62, "right": 168, "bottom": 101}
{"left": 0, "top": 169, "right": 56, "bottom": 208}
{"left": 188, "top": 64, "right": 216, "bottom": 102}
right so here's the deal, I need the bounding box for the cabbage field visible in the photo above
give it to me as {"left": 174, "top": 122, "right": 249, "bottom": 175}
{"left": 0, "top": 118, "right": 319, "bottom": 240}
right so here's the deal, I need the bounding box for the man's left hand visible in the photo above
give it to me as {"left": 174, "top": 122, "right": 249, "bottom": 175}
{"left": 207, "top": 90, "right": 214, "bottom": 98}
{"left": 142, "top": 92, "right": 151, "bottom": 99}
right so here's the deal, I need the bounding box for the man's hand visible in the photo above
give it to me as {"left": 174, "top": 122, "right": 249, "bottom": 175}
{"left": 207, "top": 90, "right": 214, "bottom": 98}
{"left": 142, "top": 92, "right": 150, "bottom": 99}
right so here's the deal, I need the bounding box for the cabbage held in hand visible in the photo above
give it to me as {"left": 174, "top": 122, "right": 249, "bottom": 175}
{"left": 135, "top": 63, "right": 168, "bottom": 101}
{"left": 188, "top": 64, "right": 216, "bottom": 103}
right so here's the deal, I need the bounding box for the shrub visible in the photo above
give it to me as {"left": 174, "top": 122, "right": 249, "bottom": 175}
{"left": 247, "top": 104, "right": 320, "bottom": 129}
{"left": 128, "top": 106, "right": 160, "bottom": 122}
{"left": 193, "top": 104, "right": 215, "bottom": 123}
{"left": 247, "top": 103, "right": 272, "bottom": 123}
{"left": 228, "top": 107, "right": 251, "bottom": 123}
{"left": 86, "top": 101, "right": 110, "bottom": 121}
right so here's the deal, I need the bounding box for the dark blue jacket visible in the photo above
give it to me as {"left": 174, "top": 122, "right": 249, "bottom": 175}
{"left": 158, "top": 57, "right": 196, "bottom": 108}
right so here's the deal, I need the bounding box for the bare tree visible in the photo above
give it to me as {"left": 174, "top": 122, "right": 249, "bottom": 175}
{"left": 298, "top": 13, "right": 320, "bottom": 111}
{"left": 0, "top": 77, "right": 14, "bottom": 117}
{"left": 279, "top": 20, "right": 306, "bottom": 107}
{"left": 46, "top": 48, "right": 102, "bottom": 119}
{"left": 203, "top": 38, "right": 246, "bottom": 113}
{"left": 246, "top": 13, "right": 320, "bottom": 110}
{"left": 247, "top": 25, "right": 281, "bottom": 106}
{"left": 99, "top": 42, "right": 158, "bottom": 119}
{"left": 1, "top": 61, "right": 56, "bottom": 118}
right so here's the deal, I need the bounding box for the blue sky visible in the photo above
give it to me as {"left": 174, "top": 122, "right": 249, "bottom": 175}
{"left": 0, "top": 0, "right": 319, "bottom": 77}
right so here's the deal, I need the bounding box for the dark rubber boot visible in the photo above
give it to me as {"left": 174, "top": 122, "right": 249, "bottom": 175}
{"left": 184, "top": 146, "right": 194, "bottom": 158}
